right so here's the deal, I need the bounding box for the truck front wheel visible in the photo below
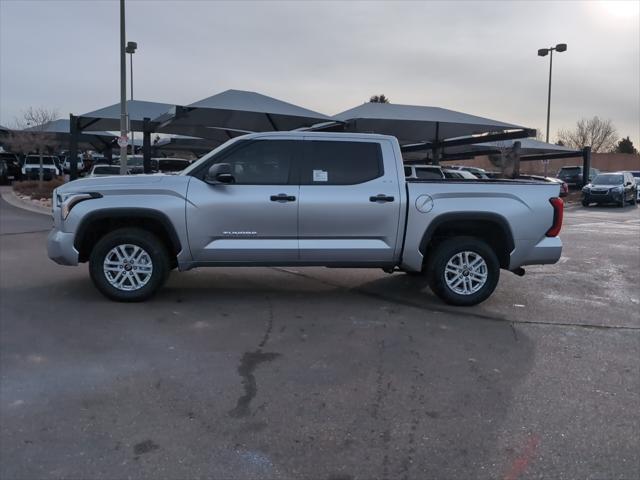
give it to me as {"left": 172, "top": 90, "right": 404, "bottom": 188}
{"left": 89, "top": 228, "right": 170, "bottom": 302}
{"left": 427, "top": 237, "right": 500, "bottom": 306}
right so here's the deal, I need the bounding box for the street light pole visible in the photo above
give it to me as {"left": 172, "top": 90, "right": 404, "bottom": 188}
{"left": 119, "top": 0, "right": 128, "bottom": 174}
{"left": 126, "top": 41, "right": 137, "bottom": 152}
{"left": 538, "top": 43, "right": 567, "bottom": 177}
{"left": 545, "top": 48, "right": 553, "bottom": 144}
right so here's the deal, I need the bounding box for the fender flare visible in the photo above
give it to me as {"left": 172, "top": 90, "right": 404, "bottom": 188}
{"left": 74, "top": 207, "right": 182, "bottom": 255}
{"left": 418, "top": 212, "right": 515, "bottom": 255}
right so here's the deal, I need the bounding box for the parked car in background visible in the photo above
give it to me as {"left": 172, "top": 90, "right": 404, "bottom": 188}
{"left": 21, "top": 155, "right": 60, "bottom": 180}
{"left": 87, "top": 165, "right": 127, "bottom": 177}
{"left": 150, "top": 157, "right": 191, "bottom": 174}
{"left": 125, "top": 155, "right": 144, "bottom": 174}
{"left": 557, "top": 166, "right": 599, "bottom": 187}
{"left": 0, "top": 158, "right": 8, "bottom": 184}
{"left": 517, "top": 175, "right": 568, "bottom": 197}
{"left": 629, "top": 171, "right": 640, "bottom": 202}
{"left": 0, "top": 152, "right": 22, "bottom": 182}
{"left": 582, "top": 172, "right": 637, "bottom": 207}
{"left": 404, "top": 165, "right": 445, "bottom": 179}
{"left": 61, "top": 155, "right": 86, "bottom": 174}
{"left": 443, "top": 169, "right": 478, "bottom": 179}
{"left": 447, "top": 165, "right": 490, "bottom": 179}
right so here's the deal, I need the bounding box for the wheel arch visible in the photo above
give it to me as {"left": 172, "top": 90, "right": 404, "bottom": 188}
{"left": 419, "top": 212, "right": 515, "bottom": 269}
{"left": 75, "top": 208, "right": 182, "bottom": 264}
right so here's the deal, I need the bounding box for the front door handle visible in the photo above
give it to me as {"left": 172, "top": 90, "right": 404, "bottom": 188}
{"left": 369, "top": 194, "right": 395, "bottom": 203}
{"left": 270, "top": 193, "right": 296, "bottom": 202}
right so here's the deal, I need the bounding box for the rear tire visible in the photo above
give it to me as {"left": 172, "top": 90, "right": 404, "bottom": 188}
{"left": 427, "top": 237, "right": 500, "bottom": 306}
{"left": 89, "top": 228, "right": 170, "bottom": 302}
{"left": 581, "top": 200, "right": 589, "bottom": 207}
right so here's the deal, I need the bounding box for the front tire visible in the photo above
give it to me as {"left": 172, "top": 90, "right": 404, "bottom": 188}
{"left": 89, "top": 228, "right": 170, "bottom": 302}
{"left": 582, "top": 200, "right": 589, "bottom": 207}
{"left": 427, "top": 237, "right": 500, "bottom": 306}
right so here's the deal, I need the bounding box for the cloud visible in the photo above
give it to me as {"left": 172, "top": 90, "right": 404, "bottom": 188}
{"left": 1, "top": 1, "right": 638, "bottom": 145}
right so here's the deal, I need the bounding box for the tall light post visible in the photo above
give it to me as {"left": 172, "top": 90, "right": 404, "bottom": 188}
{"left": 119, "top": 0, "right": 128, "bottom": 174}
{"left": 126, "top": 41, "right": 137, "bottom": 151}
{"left": 538, "top": 43, "right": 567, "bottom": 177}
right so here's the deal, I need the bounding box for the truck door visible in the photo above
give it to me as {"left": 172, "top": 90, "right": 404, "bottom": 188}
{"left": 298, "top": 138, "right": 402, "bottom": 265}
{"left": 186, "top": 139, "right": 300, "bottom": 263}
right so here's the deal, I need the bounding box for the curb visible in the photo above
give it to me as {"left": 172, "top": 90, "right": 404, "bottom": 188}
{"left": 0, "top": 188, "right": 51, "bottom": 216}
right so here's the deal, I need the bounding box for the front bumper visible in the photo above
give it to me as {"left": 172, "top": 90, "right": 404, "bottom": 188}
{"left": 47, "top": 228, "right": 79, "bottom": 266}
{"left": 582, "top": 190, "right": 623, "bottom": 204}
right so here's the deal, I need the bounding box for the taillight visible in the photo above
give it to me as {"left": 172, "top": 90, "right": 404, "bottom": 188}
{"left": 546, "top": 197, "right": 564, "bottom": 237}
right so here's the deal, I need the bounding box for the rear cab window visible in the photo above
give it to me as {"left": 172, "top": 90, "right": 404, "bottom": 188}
{"left": 415, "top": 168, "right": 443, "bottom": 180}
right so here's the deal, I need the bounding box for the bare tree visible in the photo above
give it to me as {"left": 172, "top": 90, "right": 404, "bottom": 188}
{"left": 369, "top": 94, "right": 390, "bottom": 104}
{"left": 7, "top": 107, "right": 59, "bottom": 182}
{"left": 556, "top": 116, "right": 618, "bottom": 153}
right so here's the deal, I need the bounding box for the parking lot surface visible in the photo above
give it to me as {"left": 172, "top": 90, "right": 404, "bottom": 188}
{"left": 1, "top": 196, "right": 638, "bottom": 480}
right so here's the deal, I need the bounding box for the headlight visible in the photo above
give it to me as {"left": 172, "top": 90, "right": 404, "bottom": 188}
{"left": 582, "top": 185, "right": 590, "bottom": 192}
{"left": 612, "top": 186, "right": 623, "bottom": 193}
{"left": 60, "top": 192, "right": 101, "bottom": 220}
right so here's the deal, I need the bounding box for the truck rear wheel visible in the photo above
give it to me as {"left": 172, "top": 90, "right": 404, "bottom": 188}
{"left": 89, "top": 228, "right": 170, "bottom": 302}
{"left": 427, "top": 237, "right": 500, "bottom": 306}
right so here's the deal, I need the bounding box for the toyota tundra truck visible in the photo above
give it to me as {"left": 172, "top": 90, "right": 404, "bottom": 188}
{"left": 48, "top": 132, "right": 563, "bottom": 306}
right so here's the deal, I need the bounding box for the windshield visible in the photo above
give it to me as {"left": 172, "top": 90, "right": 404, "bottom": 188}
{"left": 157, "top": 159, "right": 190, "bottom": 172}
{"left": 592, "top": 174, "right": 623, "bottom": 185}
{"left": 181, "top": 136, "right": 247, "bottom": 176}
{"left": 126, "top": 156, "right": 144, "bottom": 166}
{"left": 26, "top": 156, "right": 55, "bottom": 165}
{"left": 631, "top": 171, "right": 640, "bottom": 178}
{"left": 93, "top": 166, "right": 120, "bottom": 175}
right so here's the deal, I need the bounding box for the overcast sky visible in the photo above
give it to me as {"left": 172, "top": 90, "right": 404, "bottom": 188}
{"left": 1, "top": 0, "right": 638, "bottom": 145}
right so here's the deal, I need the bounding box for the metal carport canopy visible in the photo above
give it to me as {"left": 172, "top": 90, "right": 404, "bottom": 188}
{"left": 155, "top": 89, "right": 333, "bottom": 138}
{"left": 78, "top": 100, "right": 175, "bottom": 132}
{"left": 333, "top": 102, "right": 533, "bottom": 146}
{"left": 473, "top": 138, "right": 580, "bottom": 156}
{"left": 24, "top": 119, "right": 116, "bottom": 151}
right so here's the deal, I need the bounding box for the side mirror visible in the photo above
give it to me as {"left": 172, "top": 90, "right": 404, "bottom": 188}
{"left": 205, "top": 163, "right": 235, "bottom": 184}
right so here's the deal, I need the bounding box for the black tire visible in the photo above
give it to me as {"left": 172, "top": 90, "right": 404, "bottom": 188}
{"left": 620, "top": 195, "right": 625, "bottom": 208}
{"left": 427, "top": 236, "right": 500, "bottom": 307}
{"left": 581, "top": 200, "right": 589, "bottom": 207}
{"left": 89, "top": 228, "right": 170, "bottom": 302}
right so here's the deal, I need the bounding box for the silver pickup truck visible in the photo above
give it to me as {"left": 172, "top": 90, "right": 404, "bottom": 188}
{"left": 48, "top": 132, "right": 563, "bottom": 306}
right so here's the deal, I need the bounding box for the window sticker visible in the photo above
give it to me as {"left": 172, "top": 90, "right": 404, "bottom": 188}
{"left": 313, "top": 169, "right": 328, "bottom": 182}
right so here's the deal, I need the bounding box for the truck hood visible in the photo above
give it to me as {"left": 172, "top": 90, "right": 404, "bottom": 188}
{"left": 56, "top": 173, "right": 192, "bottom": 197}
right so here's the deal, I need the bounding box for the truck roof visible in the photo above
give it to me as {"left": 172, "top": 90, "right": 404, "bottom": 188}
{"left": 241, "top": 131, "right": 398, "bottom": 142}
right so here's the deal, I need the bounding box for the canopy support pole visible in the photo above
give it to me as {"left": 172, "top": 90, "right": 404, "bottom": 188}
{"left": 105, "top": 145, "right": 113, "bottom": 164}
{"left": 582, "top": 146, "right": 591, "bottom": 187}
{"left": 431, "top": 122, "right": 440, "bottom": 165}
{"left": 69, "top": 114, "right": 79, "bottom": 181}
{"left": 143, "top": 117, "right": 152, "bottom": 174}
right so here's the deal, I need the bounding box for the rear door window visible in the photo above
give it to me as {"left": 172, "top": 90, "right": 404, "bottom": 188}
{"left": 302, "top": 140, "right": 383, "bottom": 185}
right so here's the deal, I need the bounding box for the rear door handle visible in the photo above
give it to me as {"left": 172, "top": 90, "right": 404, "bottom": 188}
{"left": 369, "top": 194, "right": 395, "bottom": 203}
{"left": 270, "top": 193, "right": 296, "bottom": 202}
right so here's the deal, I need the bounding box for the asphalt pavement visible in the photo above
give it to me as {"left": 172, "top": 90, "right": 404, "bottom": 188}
{"left": 1, "top": 195, "right": 638, "bottom": 480}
